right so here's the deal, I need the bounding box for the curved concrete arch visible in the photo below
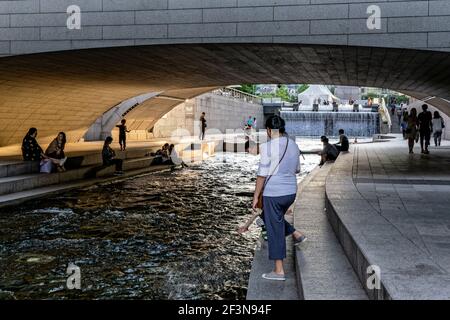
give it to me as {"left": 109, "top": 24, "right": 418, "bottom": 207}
{"left": 84, "top": 92, "right": 161, "bottom": 141}
{"left": 121, "top": 87, "right": 217, "bottom": 132}
{"left": 83, "top": 87, "right": 217, "bottom": 141}
{"left": 1, "top": 43, "right": 450, "bottom": 146}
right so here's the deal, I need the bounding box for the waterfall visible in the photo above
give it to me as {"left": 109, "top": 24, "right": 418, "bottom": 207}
{"left": 280, "top": 111, "right": 380, "bottom": 137}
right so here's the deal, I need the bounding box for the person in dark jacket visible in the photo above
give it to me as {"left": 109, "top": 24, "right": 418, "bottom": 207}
{"left": 418, "top": 104, "right": 433, "bottom": 154}
{"left": 116, "top": 119, "right": 131, "bottom": 151}
{"left": 102, "top": 136, "right": 123, "bottom": 174}
{"left": 22, "top": 128, "right": 46, "bottom": 161}
{"left": 199, "top": 112, "right": 207, "bottom": 140}
{"left": 334, "top": 129, "right": 349, "bottom": 152}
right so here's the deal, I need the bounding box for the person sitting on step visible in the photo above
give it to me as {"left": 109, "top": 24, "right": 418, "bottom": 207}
{"left": 164, "top": 144, "right": 188, "bottom": 168}
{"left": 102, "top": 136, "right": 123, "bottom": 175}
{"left": 43, "top": 132, "right": 68, "bottom": 173}
{"left": 334, "top": 129, "right": 349, "bottom": 153}
{"left": 147, "top": 143, "right": 170, "bottom": 165}
{"left": 22, "top": 128, "right": 47, "bottom": 162}
{"left": 319, "top": 136, "right": 339, "bottom": 166}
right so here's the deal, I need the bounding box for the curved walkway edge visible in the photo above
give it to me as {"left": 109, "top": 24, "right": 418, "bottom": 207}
{"left": 325, "top": 142, "right": 450, "bottom": 300}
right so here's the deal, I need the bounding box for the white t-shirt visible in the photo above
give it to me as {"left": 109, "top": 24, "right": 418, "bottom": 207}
{"left": 257, "top": 136, "right": 300, "bottom": 197}
{"left": 432, "top": 118, "right": 444, "bottom": 132}
{"left": 170, "top": 149, "right": 183, "bottom": 166}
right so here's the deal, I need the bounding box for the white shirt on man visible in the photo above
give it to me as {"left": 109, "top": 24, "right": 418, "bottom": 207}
{"left": 257, "top": 136, "right": 300, "bottom": 197}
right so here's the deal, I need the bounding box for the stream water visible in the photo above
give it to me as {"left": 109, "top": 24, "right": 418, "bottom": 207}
{"left": 0, "top": 151, "right": 318, "bottom": 300}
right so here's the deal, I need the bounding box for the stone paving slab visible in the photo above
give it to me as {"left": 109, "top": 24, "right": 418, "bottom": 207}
{"left": 246, "top": 215, "right": 299, "bottom": 300}
{"left": 294, "top": 164, "right": 367, "bottom": 300}
{"left": 326, "top": 136, "right": 450, "bottom": 299}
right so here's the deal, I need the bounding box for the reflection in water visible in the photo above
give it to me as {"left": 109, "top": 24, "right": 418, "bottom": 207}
{"left": 0, "top": 152, "right": 318, "bottom": 300}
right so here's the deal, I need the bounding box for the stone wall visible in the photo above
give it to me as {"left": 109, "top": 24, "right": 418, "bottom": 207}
{"left": 112, "top": 92, "right": 264, "bottom": 140}
{"left": 2, "top": 0, "right": 450, "bottom": 57}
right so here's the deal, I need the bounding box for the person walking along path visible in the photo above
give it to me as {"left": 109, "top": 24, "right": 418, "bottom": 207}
{"left": 406, "top": 108, "right": 419, "bottom": 154}
{"left": 252, "top": 115, "right": 306, "bottom": 281}
{"left": 432, "top": 111, "right": 445, "bottom": 147}
{"left": 418, "top": 104, "right": 433, "bottom": 154}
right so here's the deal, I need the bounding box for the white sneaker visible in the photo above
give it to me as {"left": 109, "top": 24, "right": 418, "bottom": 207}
{"left": 262, "top": 272, "right": 286, "bottom": 281}
{"left": 255, "top": 217, "right": 265, "bottom": 227}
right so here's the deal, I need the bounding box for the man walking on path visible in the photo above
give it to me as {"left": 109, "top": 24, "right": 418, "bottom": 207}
{"left": 418, "top": 104, "right": 433, "bottom": 154}
{"left": 199, "top": 112, "right": 207, "bottom": 140}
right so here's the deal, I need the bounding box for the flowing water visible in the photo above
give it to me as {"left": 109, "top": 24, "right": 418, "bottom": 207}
{"left": 0, "top": 151, "right": 318, "bottom": 300}
{"left": 281, "top": 111, "right": 380, "bottom": 137}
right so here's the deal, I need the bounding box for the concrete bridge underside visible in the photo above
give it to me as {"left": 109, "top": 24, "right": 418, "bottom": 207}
{"left": 1, "top": 43, "right": 450, "bottom": 146}
{"left": 2, "top": 0, "right": 450, "bottom": 146}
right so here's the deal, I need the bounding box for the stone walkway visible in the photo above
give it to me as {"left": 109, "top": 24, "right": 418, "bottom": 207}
{"left": 246, "top": 214, "right": 299, "bottom": 300}
{"left": 327, "top": 135, "right": 450, "bottom": 299}
{"left": 294, "top": 165, "right": 367, "bottom": 300}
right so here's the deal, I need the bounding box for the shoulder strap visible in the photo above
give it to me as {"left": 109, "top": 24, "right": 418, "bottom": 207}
{"left": 263, "top": 136, "right": 290, "bottom": 188}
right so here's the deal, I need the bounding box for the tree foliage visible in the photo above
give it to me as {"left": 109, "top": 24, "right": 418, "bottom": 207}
{"left": 238, "top": 84, "right": 255, "bottom": 95}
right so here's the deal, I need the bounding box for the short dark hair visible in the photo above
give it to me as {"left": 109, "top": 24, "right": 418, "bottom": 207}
{"left": 422, "top": 104, "right": 428, "bottom": 110}
{"left": 339, "top": 129, "right": 345, "bottom": 134}
{"left": 265, "top": 115, "right": 285, "bottom": 134}
{"left": 320, "top": 135, "right": 327, "bottom": 142}
{"left": 323, "top": 137, "right": 329, "bottom": 143}
{"left": 121, "top": 119, "right": 126, "bottom": 124}
{"left": 105, "top": 136, "right": 113, "bottom": 144}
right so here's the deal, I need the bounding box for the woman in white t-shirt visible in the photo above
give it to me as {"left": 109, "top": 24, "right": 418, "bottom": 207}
{"left": 252, "top": 115, "right": 307, "bottom": 281}
{"left": 432, "top": 111, "right": 445, "bottom": 147}
{"left": 167, "top": 144, "right": 188, "bottom": 167}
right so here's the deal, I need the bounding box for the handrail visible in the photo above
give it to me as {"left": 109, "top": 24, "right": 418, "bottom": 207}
{"left": 212, "top": 87, "right": 262, "bottom": 105}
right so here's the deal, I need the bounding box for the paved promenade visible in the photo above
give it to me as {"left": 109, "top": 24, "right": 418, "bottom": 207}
{"left": 327, "top": 135, "right": 450, "bottom": 299}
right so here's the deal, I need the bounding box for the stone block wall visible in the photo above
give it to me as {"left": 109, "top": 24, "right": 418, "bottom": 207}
{"left": 151, "top": 92, "right": 264, "bottom": 138}
{"left": 2, "top": 0, "right": 450, "bottom": 57}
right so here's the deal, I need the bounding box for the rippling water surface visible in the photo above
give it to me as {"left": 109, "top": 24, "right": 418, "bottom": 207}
{"left": 0, "top": 152, "right": 318, "bottom": 300}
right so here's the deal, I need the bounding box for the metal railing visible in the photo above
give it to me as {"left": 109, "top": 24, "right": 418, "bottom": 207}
{"left": 212, "top": 87, "right": 262, "bottom": 105}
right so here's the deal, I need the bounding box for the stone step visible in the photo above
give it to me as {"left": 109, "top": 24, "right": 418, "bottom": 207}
{"left": 294, "top": 164, "right": 368, "bottom": 300}
{"left": 0, "top": 160, "right": 40, "bottom": 178}
{"left": 0, "top": 156, "right": 158, "bottom": 196}
{"left": 0, "top": 146, "right": 158, "bottom": 178}
{"left": 0, "top": 164, "right": 172, "bottom": 209}
{"left": 246, "top": 215, "right": 299, "bottom": 300}
{"left": 96, "top": 157, "right": 155, "bottom": 177}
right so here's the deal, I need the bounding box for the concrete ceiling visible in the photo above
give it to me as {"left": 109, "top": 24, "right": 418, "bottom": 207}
{"left": 1, "top": 43, "right": 450, "bottom": 146}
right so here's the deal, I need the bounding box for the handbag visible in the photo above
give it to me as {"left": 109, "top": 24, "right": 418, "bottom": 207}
{"left": 40, "top": 159, "right": 53, "bottom": 173}
{"left": 256, "top": 136, "right": 290, "bottom": 209}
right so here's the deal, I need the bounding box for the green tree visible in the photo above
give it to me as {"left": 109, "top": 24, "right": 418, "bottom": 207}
{"left": 238, "top": 84, "right": 256, "bottom": 95}
{"left": 297, "top": 84, "right": 309, "bottom": 94}
{"left": 275, "top": 85, "right": 290, "bottom": 102}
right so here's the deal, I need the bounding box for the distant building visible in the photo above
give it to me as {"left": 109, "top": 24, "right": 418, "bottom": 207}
{"left": 255, "top": 84, "right": 278, "bottom": 95}
{"left": 255, "top": 84, "right": 299, "bottom": 97}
